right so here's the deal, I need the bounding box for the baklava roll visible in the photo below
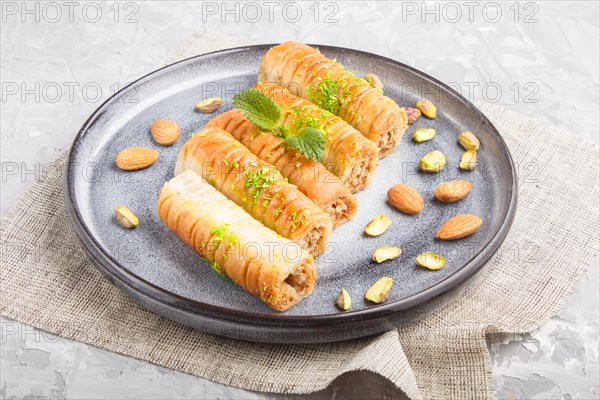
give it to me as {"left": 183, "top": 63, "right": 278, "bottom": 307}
{"left": 253, "top": 82, "right": 378, "bottom": 193}
{"left": 206, "top": 110, "right": 357, "bottom": 227}
{"left": 175, "top": 127, "right": 332, "bottom": 256}
{"left": 158, "top": 170, "right": 316, "bottom": 312}
{"left": 258, "top": 41, "right": 408, "bottom": 157}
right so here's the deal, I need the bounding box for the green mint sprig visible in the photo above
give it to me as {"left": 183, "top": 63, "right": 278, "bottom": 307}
{"left": 277, "top": 126, "right": 325, "bottom": 162}
{"left": 232, "top": 89, "right": 325, "bottom": 162}
{"left": 232, "top": 89, "right": 281, "bottom": 131}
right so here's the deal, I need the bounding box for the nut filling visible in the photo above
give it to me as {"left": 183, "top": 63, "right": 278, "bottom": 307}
{"left": 377, "top": 124, "right": 402, "bottom": 158}
{"left": 322, "top": 193, "right": 357, "bottom": 227}
{"left": 346, "top": 153, "right": 377, "bottom": 192}
{"left": 295, "top": 224, "right": 329, "bottom": 257}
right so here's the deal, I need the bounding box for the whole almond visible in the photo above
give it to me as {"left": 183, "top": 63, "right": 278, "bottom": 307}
{"left": 434, "top": 180, "right": 472, "bottom": 203}
{"left": 115, "top": 147, "right": 159, "bottom": 171}
{"left": 436, "top": 214, "right": 482, "bottom": 240}
{"left": 387, "top": 184, "right": 424, "bottom": 214}
{"left": 151, "top": 119, "right": 180, "bottom": 145}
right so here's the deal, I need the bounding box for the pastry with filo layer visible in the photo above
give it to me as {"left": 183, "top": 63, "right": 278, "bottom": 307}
{"left": 158, "top": 170, "right": 316, "bottom": 312}
{"left": 206, "top": 109, "right": 357, "bottom": 227}
{"left": 258, "top": 41, "right": 408, "bottom": 157}
{"left": 253, "top": 82, "right": 378, "bottom": 192}
{"left": 175, "top": 127, "right": 332, "bottom": 256}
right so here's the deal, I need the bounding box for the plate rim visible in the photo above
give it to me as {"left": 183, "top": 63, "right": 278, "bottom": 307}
{"left": 65, "top": 43, "right": 518, "bottom": 328}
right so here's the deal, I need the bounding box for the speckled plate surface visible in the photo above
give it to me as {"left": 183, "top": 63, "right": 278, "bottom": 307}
{"left": 65, "top": 44, "right": 517, "bottom": 343}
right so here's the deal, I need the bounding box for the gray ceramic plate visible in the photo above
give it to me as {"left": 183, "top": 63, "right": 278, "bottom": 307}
{"left": 65, "top": 44, "right": 517, "bottom": 343}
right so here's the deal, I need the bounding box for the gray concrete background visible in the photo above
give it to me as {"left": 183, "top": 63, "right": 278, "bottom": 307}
{"left": 1, "top": 1, "right": 598, "bottom": 398}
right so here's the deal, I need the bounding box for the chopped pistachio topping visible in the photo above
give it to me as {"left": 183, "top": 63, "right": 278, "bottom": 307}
{"left": 244, "top": 167, "right": 276, "bottom": 206}
{"left": 308, "top": 75, "right": 353, "bottom": 114}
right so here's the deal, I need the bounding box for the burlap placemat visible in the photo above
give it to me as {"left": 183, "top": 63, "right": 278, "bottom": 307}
{"left": 1, "top": 32, "right": 598, "bottom": 399}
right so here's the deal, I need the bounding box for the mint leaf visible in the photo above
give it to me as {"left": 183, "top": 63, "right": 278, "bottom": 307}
{"left": 233, "top": 90, "right": 325, "bottom": 161}
{"left": 283, "top": 127, "right": 325, "bottom": 161}
{"left": 232, "top": 89, "right": 281, "bottom": 131}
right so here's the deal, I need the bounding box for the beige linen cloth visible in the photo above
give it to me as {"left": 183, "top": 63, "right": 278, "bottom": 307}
{"left": 1, "top": 33, "right": 599, "bottom": 399}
